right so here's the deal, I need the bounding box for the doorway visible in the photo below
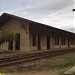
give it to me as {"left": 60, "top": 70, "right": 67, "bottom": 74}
{"left": 47, "top": 36, "right": 50, "bottom": 49}
{"left": 38, "top": 34, "right": 41, "bottom": 50}
{"left": 8, "top": 40, "right": 13, "bottom": 50}
{"left": 15, "top": 33, "right": 20, "bottom": 50}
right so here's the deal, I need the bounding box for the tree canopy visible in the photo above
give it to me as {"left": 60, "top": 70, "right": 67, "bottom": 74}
{"left": 0, "top": 31, "right": 15, "bottom": 45}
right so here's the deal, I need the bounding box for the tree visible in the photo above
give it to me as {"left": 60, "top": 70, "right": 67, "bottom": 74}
{"left": 0, "top": 31, "right": 6, "bottom": 50}
{"left": 6, "top": 32, "right": 15, "bottom": 41}
{"left": 0, "top": 31, "right": 15, "bottom": 50}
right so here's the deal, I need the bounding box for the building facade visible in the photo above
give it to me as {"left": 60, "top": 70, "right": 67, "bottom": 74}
{"left": 0, "top": 13, "right": 75, "bottom": 52}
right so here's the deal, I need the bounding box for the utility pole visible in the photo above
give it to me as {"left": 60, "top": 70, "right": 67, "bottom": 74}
{"left": 73, "top": 9, "right": 75, "bottom": 33}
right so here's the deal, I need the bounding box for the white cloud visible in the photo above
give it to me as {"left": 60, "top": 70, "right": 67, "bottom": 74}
{"left": 0, "top": 0, "right": 74, "bottom": 32}
{"left": 38, "top": 4, "right": 74, "bottom": 32}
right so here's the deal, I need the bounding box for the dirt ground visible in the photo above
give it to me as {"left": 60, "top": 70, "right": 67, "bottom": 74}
{"left": 0, "top": 51, "right": 75, "bottom": 75}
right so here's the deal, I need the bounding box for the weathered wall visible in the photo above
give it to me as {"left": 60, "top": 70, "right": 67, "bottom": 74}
{"left": 1, "top": 18, "right": 30, "bottom": 52}
{"left": 29, "top": 34, "right": 37, "bottom": 51}
{"left": 29, "top": 34, "right": 75, "bottom": 51}
{"left": 29, "top": 34, "right": 47, "bottom": 51}
{"left": 0, "top": 18, "right": 75, "bottom": 52}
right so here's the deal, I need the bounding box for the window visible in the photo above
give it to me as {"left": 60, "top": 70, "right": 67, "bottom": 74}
{"left": 55, "top": 37, "right": 59, "bottom": 45}
{"left": 61, "top": 37, "right": 65, "bottom": 45}
{"left": 32, "top": 35, "right": 36, "bottom": 46}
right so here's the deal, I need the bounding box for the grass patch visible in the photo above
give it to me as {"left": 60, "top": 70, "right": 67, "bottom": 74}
{"left": 56, "top": 61, "right": 75, "bottom": 75}
{"left": 55, "top": 61, "right": 75, "bottom": 69}
{"left": 58, "top": 72, "right": 65, "bottom": 75}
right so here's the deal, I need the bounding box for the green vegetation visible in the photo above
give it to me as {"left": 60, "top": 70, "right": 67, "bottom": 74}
{"left": 58, "top": 72, "right": 65, "bottom": 75}
{"left": 56, "top": 61, "right": 75, "bottom": 69}
{"left": 57, "top": 61, "right": 75, "bottom": 75}
{"left": 0, "top": 31, "right": 15, "bottom": 50}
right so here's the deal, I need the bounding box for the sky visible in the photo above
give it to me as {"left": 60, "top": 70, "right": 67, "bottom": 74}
{"left": 0, "top": 0, "right": 74, "bottom": 33}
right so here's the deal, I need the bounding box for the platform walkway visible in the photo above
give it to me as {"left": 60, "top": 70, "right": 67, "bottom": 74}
{"left": 64, "top": 66, "right": 75, "bottom": 75}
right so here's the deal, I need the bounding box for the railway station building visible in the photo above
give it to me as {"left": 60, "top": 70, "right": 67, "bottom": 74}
{"left": 0, "top": 13, "right": 75, "bottom": 52}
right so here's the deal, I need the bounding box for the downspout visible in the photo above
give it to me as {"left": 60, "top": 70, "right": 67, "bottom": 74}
{"left": 19, "top": 19, "right": 28, "bottom": 34}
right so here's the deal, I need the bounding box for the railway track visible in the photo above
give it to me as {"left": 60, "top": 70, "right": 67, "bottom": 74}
{"left": 0, "top": 48, "right": 75, "bottom": 68}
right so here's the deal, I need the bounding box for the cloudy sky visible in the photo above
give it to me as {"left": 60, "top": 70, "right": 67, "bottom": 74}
{"left": 0, "top": 0, "right": 74, "bottom": 33}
